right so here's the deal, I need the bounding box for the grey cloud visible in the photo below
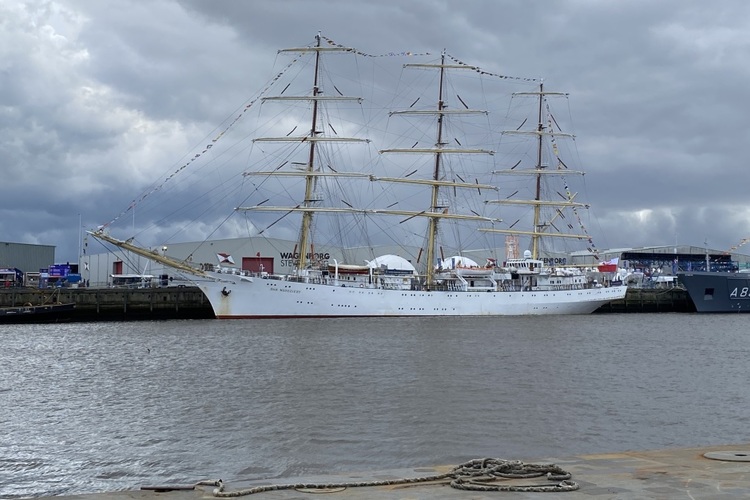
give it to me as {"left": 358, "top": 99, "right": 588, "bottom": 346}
{"left": 4, "top": 0, "right": 750, "bottom": 263}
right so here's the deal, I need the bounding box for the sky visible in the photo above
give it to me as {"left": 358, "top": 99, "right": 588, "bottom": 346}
{"left": 3, "top": 0, "right": 750, "bottom": 263}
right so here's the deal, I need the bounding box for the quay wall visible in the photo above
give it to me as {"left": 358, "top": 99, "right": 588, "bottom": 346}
{"left": 0, "top": 287, "right": 214, "bottom": 321}
{"left": 596, "top": 287, "right": 695, "bottom": 313}
{"left": 1, "top": 286, "right": 695, "bottom": 321}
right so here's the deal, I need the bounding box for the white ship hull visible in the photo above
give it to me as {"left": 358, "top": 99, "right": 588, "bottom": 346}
{"left": 198, "top": 273, "right": 627, "bottom": 318}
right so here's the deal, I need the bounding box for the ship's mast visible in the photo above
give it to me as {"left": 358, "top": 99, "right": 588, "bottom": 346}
{"left": 532, "top": 82, "right": 545, "bottom": 259}
{"left": 249, "top": 33, "right": 369, "bottom": 274}
{"left": 483, "top": 84, "right": 586, "bottom": 258}
{"left": 424, "top": 51, "right": 448, "bottom": 287}
{"left": 296, "top": 33, "right": 323, "bottom": 271}
{"left": 380, "top": 52, "right": 496, "bottom": 287}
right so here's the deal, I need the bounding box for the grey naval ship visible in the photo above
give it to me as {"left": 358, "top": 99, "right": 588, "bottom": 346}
{"left": 679, "top": 271, "right": 750, "bottom": 313}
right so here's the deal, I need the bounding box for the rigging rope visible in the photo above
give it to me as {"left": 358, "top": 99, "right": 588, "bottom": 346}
{"left": 728, "top": 238, "right": 750, "bottom": 254}
{"left": 546, "top": 101, "right": 600, "bottom": 260}
{"left": 445, "top": 52, "right": 539, "bottom": 82}
{"left": 190, "top": 458, "right": 578, "bottom": 497}
{"left": 320, "top": 35, "right": 432, "bottom": 57}
{"left": 99, "top": 56, "right": 302, "bottom": 230}
{"left": 101, "top": 36, "right": 431, "bottom": 233}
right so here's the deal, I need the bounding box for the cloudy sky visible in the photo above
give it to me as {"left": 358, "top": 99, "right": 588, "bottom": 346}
{"left": 3, "top": 0, "right": 750, "bottom": 263}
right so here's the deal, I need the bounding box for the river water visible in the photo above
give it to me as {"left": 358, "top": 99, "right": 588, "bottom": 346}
{"left": 2, "top": 313, "right": 748, "bottom": 498}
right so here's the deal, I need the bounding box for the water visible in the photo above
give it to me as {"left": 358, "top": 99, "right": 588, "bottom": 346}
{"left": 2, "top": 314, "right": 749, "bottom": 498}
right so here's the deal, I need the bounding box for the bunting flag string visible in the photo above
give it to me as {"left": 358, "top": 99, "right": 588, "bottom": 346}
{"left": 445, "top": 53, "right": 538, "bottom": 82}
{"left": 100, "top": 55, "right": 301, "bottom": 230}
{"left": 545, "top": 101, "right": 600, "bottom": 260}
{"left": 728, "top": 237, "right": 750, "bottom": 253}
{"left": 320, "top": 35, "right": 431, "bottom": 58}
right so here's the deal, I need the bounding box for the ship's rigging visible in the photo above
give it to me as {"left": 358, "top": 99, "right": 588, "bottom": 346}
{"left": 91, "top": 33, "right": 602, "bottom": 279}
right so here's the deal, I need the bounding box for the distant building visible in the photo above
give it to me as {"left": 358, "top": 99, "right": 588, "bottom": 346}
{"left": 614, "top": 245, "right": 750, "bottom": 272}
{"left": 0, "top": 241, "right": 55, "bottom": 274}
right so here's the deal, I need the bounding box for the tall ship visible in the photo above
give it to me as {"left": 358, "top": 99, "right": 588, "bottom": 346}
{"left": 91, "top": 33, "right": 627, "bottom": 318}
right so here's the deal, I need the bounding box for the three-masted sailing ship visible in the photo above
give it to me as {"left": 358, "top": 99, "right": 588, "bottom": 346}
{"left": 91, "top": 33, "right": 626, "bottom": 317}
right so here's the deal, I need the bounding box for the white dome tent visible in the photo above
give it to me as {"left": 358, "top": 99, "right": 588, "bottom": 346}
{"left": 366, "top": 254, "right": 416, "bottom": 274}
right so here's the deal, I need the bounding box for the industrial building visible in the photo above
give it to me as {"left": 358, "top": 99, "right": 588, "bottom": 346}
{"left": 571, "top": 245, "right": 750, "bottom": 272}
{"left": 0, "top": 241, "right": 60, "bottom": 286}
{"left": 0, "top": 241, "right": 56, "bottom": 273}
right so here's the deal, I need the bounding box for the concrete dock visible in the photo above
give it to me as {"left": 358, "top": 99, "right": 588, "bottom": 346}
{"left": 39, "top": 443, "right": 750, "bottom": 499}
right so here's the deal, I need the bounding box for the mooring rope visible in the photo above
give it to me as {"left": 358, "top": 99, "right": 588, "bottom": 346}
{"left": 193, "top": 458, "right": 578, "bottom": 496}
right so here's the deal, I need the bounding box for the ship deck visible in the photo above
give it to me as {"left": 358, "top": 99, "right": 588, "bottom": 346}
{"left": 38, "top": 443, "right": 750, "bottom": 499}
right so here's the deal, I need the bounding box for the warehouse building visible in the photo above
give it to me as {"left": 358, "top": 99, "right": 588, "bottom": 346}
{"left": 0, "top": 241, "right": 56, "bottom": 273}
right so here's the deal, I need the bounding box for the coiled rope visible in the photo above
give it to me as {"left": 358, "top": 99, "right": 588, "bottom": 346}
{"left": 194, "top": 458, "right": 578, "bottom": 496}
